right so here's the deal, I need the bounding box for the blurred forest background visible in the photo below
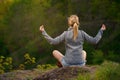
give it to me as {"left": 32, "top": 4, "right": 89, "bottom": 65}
{"left": 0, "top": 0, "right": 120, "bottom": 70}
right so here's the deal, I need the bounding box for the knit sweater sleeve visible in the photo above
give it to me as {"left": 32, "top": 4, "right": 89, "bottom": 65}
{"left": 42, "top": 31, "right": 66, "bottom": 45}
{"left": 81, "top": 29, "right": 103, "bottom": 44}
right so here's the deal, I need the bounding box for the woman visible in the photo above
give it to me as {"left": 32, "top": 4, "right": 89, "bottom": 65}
{"left": 39, "top": 15, "right": 106, "bottom": 67}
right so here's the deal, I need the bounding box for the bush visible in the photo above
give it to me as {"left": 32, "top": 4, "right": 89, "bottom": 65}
{"left": 36, "top": 64, "right": 56, "bottom": 71}
{"left": 77, "top": 73, "right": 91, "bottom": 80}
{"left": 94, "top": 61, "right": 120, "bottom": 80}
{"left": 0, "top": 56, "right": 13, "bottom": 74}
{"left": 76, "top": 61, "right": 120, "bottom": 80}
{"left": 0, "top": 53, "right": 36, "bottom": 74}
{"left": 92, "top": 50, "right": 104, "bottom": 64}
{"left": 18, "top": 53, "right": 36, "bottom": 70}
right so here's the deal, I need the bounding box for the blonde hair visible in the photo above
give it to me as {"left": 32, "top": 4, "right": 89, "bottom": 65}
{"left": 68, "top": 15, "right": 80, "bottom": 40}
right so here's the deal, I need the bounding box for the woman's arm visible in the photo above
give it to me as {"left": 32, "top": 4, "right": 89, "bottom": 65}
{"left": 39, "top": 25, "right": 66, "bottom": 45}
{"left": 82, "top": 24, "right": 106, "bottom": 44}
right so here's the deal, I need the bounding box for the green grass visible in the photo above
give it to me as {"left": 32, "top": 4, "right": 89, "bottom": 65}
{"left": 94, "top": 61, "right": 120, "bottom": 80}
{"left": 0, "top": 60, "right": 120, "bottom": 80}
{"left": 76, "top": 61, "right": 120, "bottom": 80}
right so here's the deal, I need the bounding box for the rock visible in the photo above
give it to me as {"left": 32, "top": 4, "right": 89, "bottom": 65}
{"left": 34, "top": 65, "right": 97, "bottom": 80}
{"left": 0, "top": 65, "right": 97, "bottom": 80}
{"left": 0, "top": 69, "right": 43, "bottom": 80}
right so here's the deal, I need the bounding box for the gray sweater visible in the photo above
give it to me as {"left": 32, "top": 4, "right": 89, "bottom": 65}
{"left": 42, "top": 27, "right": 103, "bottom": 64}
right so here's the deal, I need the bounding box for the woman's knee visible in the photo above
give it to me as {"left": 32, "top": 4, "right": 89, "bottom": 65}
{"left": 52, "top": 50, "right": 64, "bottom": 62}
{"left": 82, "top": 50, "right": 87, "bottom": 55}
{"left": 52, "top": 50, "right": 58, "bottom": 56}
{"left": 82, "top": 50, "right": 87, "bottom": 60}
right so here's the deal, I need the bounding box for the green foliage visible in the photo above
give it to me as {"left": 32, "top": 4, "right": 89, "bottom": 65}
{"left": 83, "top": 43, "right": 95, "bottom": 64}
{"left": 91, "top": 0, "right": 120, "bottom": 22}
{"left": 94, "top": 61, "right": 120, "bottom": 80}
{"left": 76, "top": 73, "right": 91, "bottom": 80}
{"left": 106, "top": 51, "right": 120, "bottom": 62}
{"left": 92, "top": 50, "right": 104, "bottom": 64}
{"left": 36, "top": 64, "right": 56, "bottom": 71}
{"left": 0, "top": 53, "right": 36, "bottom": 74}
{"left": 0, "top": 38, "right": 9, "bottom": 56}
{"left": 0, "top": 56, "right": 13, "bottom": 74}
{"left": 18, "top": 53, "right": 36, "bottom": 70}
{"left": 18, "top": 64, "right": 25, "bottom": 70}
{"left": 24, "top": 53, "right": 36, "bottom": 64}
{"left": 0, "top": 0, "right": 14, "bottom": 19}
{"left": 76, "top": 61, "right": 120, "bottom": 80}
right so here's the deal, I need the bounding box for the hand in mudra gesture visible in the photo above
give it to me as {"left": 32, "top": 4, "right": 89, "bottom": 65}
{"left": 39, "top": 25, "right": 45, "bottom": 32}
{"left": 101, "top": 24, "right": 106, "bottom": 31}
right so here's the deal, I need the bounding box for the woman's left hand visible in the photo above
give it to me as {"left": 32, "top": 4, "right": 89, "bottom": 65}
{"left": 39, "top": 25, "right": 45, "bottom": 32}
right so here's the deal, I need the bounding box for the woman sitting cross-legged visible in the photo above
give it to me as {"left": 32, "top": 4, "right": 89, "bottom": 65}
{"left": 39, "top": 15, "right": 106, "bottom": 67}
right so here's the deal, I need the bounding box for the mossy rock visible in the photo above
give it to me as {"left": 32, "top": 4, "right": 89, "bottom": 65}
{"left": 0, "top": 65, "right": 97, "bottom": 80}
{"left": 34, "top": 66, "right": 97, "bottom": 80}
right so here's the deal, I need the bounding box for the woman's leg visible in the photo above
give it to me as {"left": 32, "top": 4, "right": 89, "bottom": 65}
{"left": 52, "top": 50, "right": 64, "bottom": 62}
{"left": 82, "top": 50, "right": 87, "bottom": 61}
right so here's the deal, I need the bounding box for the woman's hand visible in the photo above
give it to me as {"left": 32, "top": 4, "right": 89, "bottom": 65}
{"left": 101, "top": 24, "right": 106, "bottom": 31}
{"left": 39, "top": 25, "right": 45, "bottom": 32}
